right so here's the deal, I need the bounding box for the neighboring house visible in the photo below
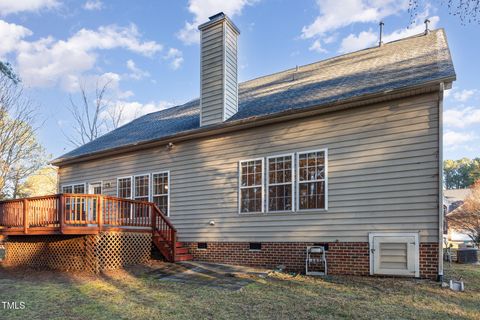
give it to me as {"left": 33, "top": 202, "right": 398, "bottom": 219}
{"left": 444, "top": 188, "right": 474, "bottom": 246}
{"left": 444, "top": 188, "right": 470, "bottom": 213}
{"left": 51, "top": 13, "right": 456, "bottom": 279}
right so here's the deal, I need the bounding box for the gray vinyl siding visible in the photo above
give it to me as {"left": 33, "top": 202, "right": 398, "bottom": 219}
{"left": 59, "top": 93, "right": 440, "bottom": 243}
{"left": 200, "top": 20, "right": 238, "bottom": 126}
{"left": 200, "top": 22, "right": 224, "bottom": 126}
{"left": 224, "top": 23, "right": 238, "bottom": 120}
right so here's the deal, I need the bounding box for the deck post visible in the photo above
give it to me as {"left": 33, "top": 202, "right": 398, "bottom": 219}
{"left": 171, "top": 229, "right": 176, "bottom": 262}
{"left": 151, "top": 205, "right": 156, "bottom": 233}
{"left": 23, "top": 199, "right": 28, "bottom": 234}
{"left": 98, "top": 195, "right": 103, "bottom": 232}
{"left": 59, "top": 194, "right": 65, "bottom": 234}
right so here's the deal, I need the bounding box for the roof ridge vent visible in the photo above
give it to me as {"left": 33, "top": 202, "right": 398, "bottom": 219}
{"left": 379, "top": 21, "right": 384, "bottom": 47}
{"left": 424, "top": 18, "right": 431, "bottom": 35}
{"left": 292, "top": 65, "right": 299, "bottom": 81}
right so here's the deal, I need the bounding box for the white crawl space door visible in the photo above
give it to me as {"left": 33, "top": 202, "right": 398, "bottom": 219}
{"left": 369, "top": 233, "right": 419, "bottom": 277}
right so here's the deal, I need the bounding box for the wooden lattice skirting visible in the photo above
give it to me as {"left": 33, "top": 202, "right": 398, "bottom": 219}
{"left": 2, "top": 232, "right": 152, "bottom": 273}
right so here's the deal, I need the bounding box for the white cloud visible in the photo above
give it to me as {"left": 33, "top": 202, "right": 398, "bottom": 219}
{"left": 453, "top": 89, "right": 476, "bottom": 102}
{"left": 83, "top": 0, "right": 103, "bottom": 11}
{"left": 177, "top": 0, "right": 258, "bottom": 45}
{"left": 163, "top": 48, "right": 184, "bottom": 70}
{"left": 0, "top": 20, "right": 162, "bottom": 90}
{"left": 301, "top": 0, "right": 408, "bottom": 39}
{"left": 338, "top": 15, "right": 439, "bottom": 53}
{"left": 126, "top": 59, "right": 149, "bottom": 80}
{"left": 443, "top": 107, "right": 480, "bottom": 128}
{"left": 0, "top": 20, "right": 32, "bottom": 57}
{"left": 323, "top": 34, "right": 338, "bottom": 44}
{"left": 102, "top": 100, "right": 174, "bottom": 127}
{"left": 339, "top": 30, "right": 377, "bottom": 53}
{"left": 0, "top": 0, "right": 59, "bottom": 16}
{"left": 309, "top": 39, "right": 327, "bottom": 53}
{"left": 443, "top": 130, "right": 476, "bottom": 147}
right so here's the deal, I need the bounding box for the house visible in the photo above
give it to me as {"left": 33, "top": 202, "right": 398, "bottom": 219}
{"left": 444, "top": 188, "right": 474, "bottom": 247}
{"left": 444, "top": 188, "right": 470, "bottom": 213}
{"left": 1, "top": 13, "right": 456, "bottom": 279}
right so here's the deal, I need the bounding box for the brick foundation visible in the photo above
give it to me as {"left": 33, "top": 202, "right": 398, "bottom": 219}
{"left": 419, "top": 242, "right": 439, "bottom": 279}
{"left": 185, "top": 241, "right": 439, "bottom": 279}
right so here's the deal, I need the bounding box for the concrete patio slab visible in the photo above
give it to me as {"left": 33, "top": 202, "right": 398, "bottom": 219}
{"left": 146, "top": 261, "right": 270, "bottom": 291}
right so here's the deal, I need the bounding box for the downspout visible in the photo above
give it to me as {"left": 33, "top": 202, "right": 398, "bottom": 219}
{"left": 437, "top": 82, "right": 445, "bottom": 282}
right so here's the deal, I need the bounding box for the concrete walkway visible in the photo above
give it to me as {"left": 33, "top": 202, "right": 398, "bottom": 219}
{"left": 147, "top": 261, "right": 269, "bottom": 291}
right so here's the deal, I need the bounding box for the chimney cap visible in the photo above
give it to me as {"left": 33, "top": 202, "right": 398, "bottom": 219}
{"left": 209, "top": 12, "right": 225, "bottom": 20}
{"left": 198, "top": 12, "right": 241, "bottom": 34}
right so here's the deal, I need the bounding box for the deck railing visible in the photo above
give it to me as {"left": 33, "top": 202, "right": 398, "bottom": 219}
{"left": 0, "top": 194, "right": 174, "bottom": 237}
{"left": 0, "top": 194, "right": 177, "bottom": 261}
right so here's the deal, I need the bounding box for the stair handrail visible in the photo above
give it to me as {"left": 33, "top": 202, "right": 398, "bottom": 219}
{"left": 151, "top": 203, "right": 176, "bottom": 261}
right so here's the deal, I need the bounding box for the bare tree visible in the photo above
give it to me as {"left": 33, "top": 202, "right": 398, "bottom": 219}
{"left": 410, "top": 0, "right": 480, "bottom": 24}
{"left": 66, "top": 79, "right": 111, "bottom": 147}
{"left": 447, "top": 180, "right": 480, "bottom": 247}
{"left": 105, "top": 101, "right": 126, "bottom": 131}
{"left": 0, "top": 69, "right": 47, "bottom": 199}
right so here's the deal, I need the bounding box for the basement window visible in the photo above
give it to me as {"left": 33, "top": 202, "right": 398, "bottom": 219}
{"left": 197, "top": 242, "right": 208, "bottom": 250}
{"left": 249, "top": 242, "right": 262, "bottom": 251}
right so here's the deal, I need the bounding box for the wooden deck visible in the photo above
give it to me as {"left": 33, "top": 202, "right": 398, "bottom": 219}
{"left": 0, "top": 194, "right": 187, "bottom": 262}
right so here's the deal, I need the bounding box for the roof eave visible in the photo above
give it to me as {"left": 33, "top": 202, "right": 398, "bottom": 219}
{"left": 52, "top": 77, "right": 455, "bottom": 167}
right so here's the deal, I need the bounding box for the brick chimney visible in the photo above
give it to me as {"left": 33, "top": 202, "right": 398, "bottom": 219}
{"left": 198, "top": 12, "right": 240, "bottom": 126}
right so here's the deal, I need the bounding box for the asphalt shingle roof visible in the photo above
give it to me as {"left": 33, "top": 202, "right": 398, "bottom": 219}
{"left": 56, "top": 29, "right": 455, "bottom": 162}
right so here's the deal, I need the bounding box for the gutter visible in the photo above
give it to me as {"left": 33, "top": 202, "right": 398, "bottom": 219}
{"left": 52, "top": 76, "right": 456, "bottom": 166}
{"left": 437, "top": 82, "right": 445, "bottom": 282}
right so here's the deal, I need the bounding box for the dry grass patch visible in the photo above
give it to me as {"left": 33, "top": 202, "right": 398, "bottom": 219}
{"left": 0, "top": 262, "right": 478, "bottom": 319}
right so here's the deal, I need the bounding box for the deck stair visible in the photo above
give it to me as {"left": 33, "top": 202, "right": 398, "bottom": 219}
{"left": 0, "top": 194, "right": 191, "bottom": 263}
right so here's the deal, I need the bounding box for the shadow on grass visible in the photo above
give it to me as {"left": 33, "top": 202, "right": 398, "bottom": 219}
{"left": 0, "top": 263, "right": 479, "bottom": 320}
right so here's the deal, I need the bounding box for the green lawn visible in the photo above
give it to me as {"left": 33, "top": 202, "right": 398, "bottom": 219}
{"left": 0, "top": 262, "right": 479, "bottom": 320}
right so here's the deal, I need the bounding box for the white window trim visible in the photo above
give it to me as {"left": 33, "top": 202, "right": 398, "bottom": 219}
{"left": 116, "top": 176, "right": 133, "bottom": 199}
{"left": 61, "top": 182, "right": 86, "bottom": 194}
{"left": 152, "top": 171, "right": 170, "bottom": 217}
{"left": 238, "top": 157, "right": 265, "bottom": 214}
{"left": 296, "top": 148, "right": 328, "bottom": 212}
{"left": 88, "top": 181, "right": 103, "bottom": 194}
{"left": 266, "top": 153, "right": 295, "bottom": 213}
{"left": 133, "top": 173, "right": 150, "bottom": 202}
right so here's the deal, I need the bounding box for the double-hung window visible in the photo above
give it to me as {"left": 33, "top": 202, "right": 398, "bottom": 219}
{"left": 117, "top": 177, "right": 132, "bottom": 199}
{"left": 134, "top": 175, "right": 150, "bottom": 202}
{"left": 297, "top": 149, "right": 327, "bottom": 210}
{"left": 239, "top": 149, "right": 328, "bottom": 213}
{"left": 62, "top": 185, "right": 73, "bottom": 193}
{"left": 239, "top": 158, "right": 264, "bottom": 213}
{"left": 61, "top": 183, "right": 85, "bottom": 194}
{"left": 61, "top": 183, "right": 86, "bottom": 221}
{"left": 267, "top": 154, "right": 294, "bottom": 212}
{"left": 152, "top": 172, "right": 169, "bottom": 216}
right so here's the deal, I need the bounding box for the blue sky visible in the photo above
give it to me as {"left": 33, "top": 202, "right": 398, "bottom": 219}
{"left": 0, "top": 0, "right": 479, "bottom": 160}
